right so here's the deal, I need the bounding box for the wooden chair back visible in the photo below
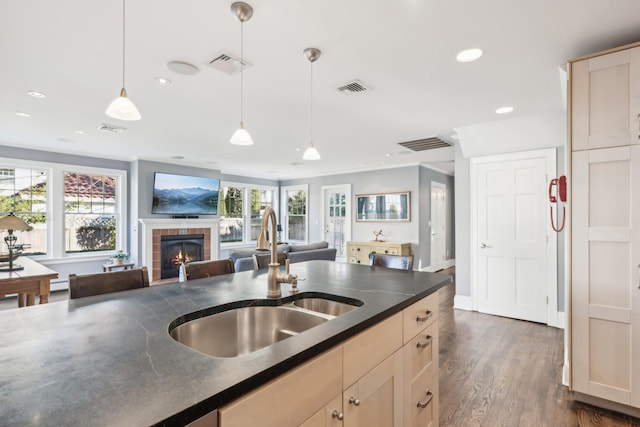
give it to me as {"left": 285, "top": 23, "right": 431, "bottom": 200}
{"left": 184, "top": 258, "right": 235, "bottom": 281}
{"left": 368, "top": 253, "right": 414, "bottom": 271}
{"left": 69, "top": 267, "right": 150, "bottom": 299}
{"left": 253, "top": 252, "right": 288, "bottom": 270}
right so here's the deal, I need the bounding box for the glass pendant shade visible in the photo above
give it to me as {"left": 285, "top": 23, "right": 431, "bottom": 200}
{"left": 302, "top": 143, "right": 321, "bottom": 160}
{"left": 106, "top": 88, "right": 141, "bottom": 121}
{"left": 230, "top": 122, "right": 254, "bottom": 145}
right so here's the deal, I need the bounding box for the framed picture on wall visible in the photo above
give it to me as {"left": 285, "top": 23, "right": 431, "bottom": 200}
{"left": 355, "top": 191, "right": 411, "bottom": 222}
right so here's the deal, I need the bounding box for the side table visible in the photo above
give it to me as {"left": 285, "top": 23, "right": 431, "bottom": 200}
{"left": 102, "top": 262, "right": 135, "bottom": 272}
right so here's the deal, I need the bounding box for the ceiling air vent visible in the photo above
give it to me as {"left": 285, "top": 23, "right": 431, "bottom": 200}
{"left": 208, "top": 51, "right": 252, "bottom": 76}
{"left": 398, "top": 137, "right": 451, "bottom": 152}
{"left": 337, "top": 79, "right": 370, "bottom": 96}
{"left": 97, "top": 123, "right": 126, "bottom": 134}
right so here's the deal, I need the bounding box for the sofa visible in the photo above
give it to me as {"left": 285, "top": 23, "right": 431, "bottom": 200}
{"left": 229, "top": 241, "right": 337, "bottom": 272}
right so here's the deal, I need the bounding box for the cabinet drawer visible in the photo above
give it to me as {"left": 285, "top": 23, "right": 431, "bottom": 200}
{"left": 403, "top": 293, "right": 438, "bottom": 344}
{"left": 343, "top": 312, "right": 403, "bottom": 388}
{"left": 348, "top": 255, "right": 358, "bottom": 264}
{"left": 385, "top": 247, "right": 399, "bottom": 255}
{"left": 219, "top": 346, "right": 343, "bottom": 427}
{"left": 406, "top": 368, "right": 438, "bottom": 427}
{"left": 348, "top": 245, "right": 358, "bottom": 255}
{"left": 403, "top": 321, "right": 438, "bottom": 382}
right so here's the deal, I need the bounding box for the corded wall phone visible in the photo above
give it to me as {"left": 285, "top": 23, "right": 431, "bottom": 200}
{"left": 549, "top": 175, "right": 567, "bottom": 232}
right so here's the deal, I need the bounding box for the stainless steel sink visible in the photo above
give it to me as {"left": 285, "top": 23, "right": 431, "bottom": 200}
{"left": 291, "top": 298, "right": 359, "bottom": 317}
{"left": 170, "top": 306, "right": 328, "bottom": 358}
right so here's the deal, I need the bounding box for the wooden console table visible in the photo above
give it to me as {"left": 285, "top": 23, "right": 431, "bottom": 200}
{"left": 0, "top": 257, "right": 58, "bottom": 308}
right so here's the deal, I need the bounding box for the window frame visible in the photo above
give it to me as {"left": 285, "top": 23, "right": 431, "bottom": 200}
{"left": 281, "top": 184, "right": 309, "bottom": 244}
{"left": 0, "top": 157, "right": 127, "bottom": 261}
{"left": 219, "top": 181, "right": 279, "bottom": 248}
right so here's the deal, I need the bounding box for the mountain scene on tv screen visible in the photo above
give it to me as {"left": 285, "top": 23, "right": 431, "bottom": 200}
{"left": 153, "top": 187, "right": 219, "bottom": 214}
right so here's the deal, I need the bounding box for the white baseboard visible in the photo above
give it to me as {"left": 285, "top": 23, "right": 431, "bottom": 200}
{"left": 562, "top": 361, "right": 570, "bottom": 386}
{"left": 548, "top": 310, "right": 565, "bottom": 329}
{"left": 453, "top": 294, "right": 472, "bottom": 310}
{"left": 421, "top": 258, "right": 455, "bottom": 272}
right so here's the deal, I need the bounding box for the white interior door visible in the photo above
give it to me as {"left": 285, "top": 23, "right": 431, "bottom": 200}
{"left": 472, "top": 149, "right": 556, "bottom": 324}
{"left": 430, "top": 182, "right": 446, "bottom": 271}
{"left": 322, "top": 185, "right": 351, "bottom": 260}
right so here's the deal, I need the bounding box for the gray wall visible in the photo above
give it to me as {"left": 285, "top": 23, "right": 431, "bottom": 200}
{"left": 281, "top": 165, "right": 455, "bottom": 269}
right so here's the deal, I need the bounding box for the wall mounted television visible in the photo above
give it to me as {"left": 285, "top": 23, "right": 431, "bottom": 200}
{"left": 151, "top": 172, "right": 220, "bottom": 216}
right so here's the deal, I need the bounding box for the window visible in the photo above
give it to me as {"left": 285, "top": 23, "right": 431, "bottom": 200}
{"left": 0, "top": 167, "right": 48, "bottom": 255}
{"left": 219, "top": 186, "right": 244, "bottom": 243}
{"left": 64, "top": 172, "right": 118, "bottom": 253}
{"left": 283, "top": 185, "right": 308, "bottom": 243}
{"left": 0, "top": 158, "right": 126, "bottom": 259}
{"left": 219, "top": 183, "right": 277, "bottom": 245}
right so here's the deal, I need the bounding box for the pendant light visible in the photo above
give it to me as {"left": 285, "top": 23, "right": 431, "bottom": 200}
{"left": 302, "top": 47, "right": 321, "bottom": 160}
{"left": 230, "top": 2, "right": 254, "bottom": 145}
{"left": 106, "top": 0, "right": 141, "bottom": 121}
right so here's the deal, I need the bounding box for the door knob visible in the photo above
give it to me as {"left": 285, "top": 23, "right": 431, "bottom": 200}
{"left": 480, "top": 243, "right": 493, "bottom": 249}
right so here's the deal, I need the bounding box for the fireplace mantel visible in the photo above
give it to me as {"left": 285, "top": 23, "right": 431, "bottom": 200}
{"left": 138, "top": 218, "right": 219, "bottom": 283}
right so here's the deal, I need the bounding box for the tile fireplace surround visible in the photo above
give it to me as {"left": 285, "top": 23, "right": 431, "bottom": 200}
{"left": 138, "top": 219, "right": 220, "bottom": 283}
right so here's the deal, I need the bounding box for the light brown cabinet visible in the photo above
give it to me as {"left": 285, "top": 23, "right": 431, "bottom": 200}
{"left": 346, "top": 241, "right": 411, "bottom": 265}
{"left": 219, "top": 293, "right": 439, "bottom": 426}
{"left": 570, "top": 42, "right": 640, "bottom": 414}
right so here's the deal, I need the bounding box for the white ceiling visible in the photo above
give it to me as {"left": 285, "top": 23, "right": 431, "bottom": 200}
{"left": 1, "top": 0, "right": 639, "bottom": 179}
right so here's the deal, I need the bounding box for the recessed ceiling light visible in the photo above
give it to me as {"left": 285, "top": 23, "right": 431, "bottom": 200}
{"left": 155, "top": 77, "right": 171, "bottom": 86}
{"left": 74, "top": 130, "right": 87, "bottom": 135}
{"left": 456, "top": 48, "right": 483, "bottom": 62}
{"left": 27, "top": 91, "right": 46, "bottom": 98}
{"left": 495, "top": 106, "right": 514, "bottom": 114}
{"left": 385, "top": 153, "right": 391, "bottom": 157}
{"left": 14, "top": 111, "right": 31, "bottom": 117}
{"left": 171, "top": 155, "right": 185, "bottom": 160}
{"left": 295, "top": 147, "right": 301, "bottom": 152}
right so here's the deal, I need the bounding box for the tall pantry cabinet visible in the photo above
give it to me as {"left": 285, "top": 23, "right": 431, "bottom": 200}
{"left": 569, "top": 42, "right": 640, "bottom": 414}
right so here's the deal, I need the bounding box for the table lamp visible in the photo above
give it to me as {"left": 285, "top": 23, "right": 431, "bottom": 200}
{"left": 0, "top": 213, "right": 33, "bottom": 272}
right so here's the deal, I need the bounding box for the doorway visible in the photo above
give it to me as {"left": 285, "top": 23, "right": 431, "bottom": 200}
{"left": 321, "top": 184, "right": 351, "bottom": 261}
{"left": 471, "top": 149, "right": 557, "bottom": 325}
{"left": 430, "top": 182, "right": 446, "bottom": 271}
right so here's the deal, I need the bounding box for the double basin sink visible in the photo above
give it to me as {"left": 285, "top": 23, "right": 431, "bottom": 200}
{"left": 169, "top": 294, "right": 362, "bottom": 358}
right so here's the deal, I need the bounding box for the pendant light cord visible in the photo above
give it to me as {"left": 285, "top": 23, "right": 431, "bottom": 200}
{"left": 310, "top": 60, "right": 313, "bottom": 144}
{"left": 122, "top": 0, "right": 126, "bottom": 89}
{"left": 240, "top": 20, "right": 244, "bottom": 123}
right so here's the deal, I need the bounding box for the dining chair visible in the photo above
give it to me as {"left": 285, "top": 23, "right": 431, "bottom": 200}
{"left": 184, "top": 258, "right": 235, "bottom": 281}
{"left": 69, "top": 266, "right": 149, "bottom": 299}
{"left": 253, "top": 252, "right": 288, "bottom": 270}
{"left": 368, "top": 252, "right": 414, "bottom": 271}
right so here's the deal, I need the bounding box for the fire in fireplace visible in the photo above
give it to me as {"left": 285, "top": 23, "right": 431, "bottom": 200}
{"left": 160, "top": 234, "right": 205, "bottom": 279}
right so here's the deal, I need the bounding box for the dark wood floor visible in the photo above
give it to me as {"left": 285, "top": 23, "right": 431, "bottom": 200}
{"left": 438, "top": 267, "right": 640, "bottom": 427}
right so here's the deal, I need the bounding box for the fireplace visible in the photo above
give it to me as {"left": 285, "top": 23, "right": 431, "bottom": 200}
{"left": 160, "top": 234, "right": 205, "bottom": 279}
{"left": 138, "top": 218, "right": 219, "bottom": 283}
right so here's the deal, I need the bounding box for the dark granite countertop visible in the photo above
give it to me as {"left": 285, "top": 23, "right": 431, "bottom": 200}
{"left": 0, "top": 261, "right": 451, "bottom": 426}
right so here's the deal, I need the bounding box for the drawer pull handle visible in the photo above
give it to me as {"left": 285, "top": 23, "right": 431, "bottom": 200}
{"left": 332, "top": 410, "right": 344, "bottom": 420}
{"left": 416, "top": 390, "right": 433, "bottom": 409}
{"left": 416, "top": 310, "right": 433, "bottom": 322}
{"left": 349, "top": 396, "right": 360, "bottom": 406}
{"left": 416, "top": 335, "right": 433, "bottom": 349}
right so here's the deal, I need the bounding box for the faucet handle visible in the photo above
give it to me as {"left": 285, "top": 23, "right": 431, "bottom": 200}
{"left": 285, "top": 258, "right": 291, "bottom": 275}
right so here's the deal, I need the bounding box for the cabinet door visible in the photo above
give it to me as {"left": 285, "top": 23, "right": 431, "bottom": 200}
{"left": 300, "top": 395, "right": 343, "bottom": 427}
{"left": 572, "top": 145, "right": 640, "bottom": 407}
{"left": 572, "top": 47, "right": 640, "bottom": 151}
{"left": 219, "top": 347, "right": 343, "bottom": 427}
{"left": 343, "top": 351, "right": 403, "bottom": 427}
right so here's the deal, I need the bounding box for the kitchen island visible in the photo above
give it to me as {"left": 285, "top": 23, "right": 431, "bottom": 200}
{"left": 0, "top": 260, "right": 451, "bottom": 426}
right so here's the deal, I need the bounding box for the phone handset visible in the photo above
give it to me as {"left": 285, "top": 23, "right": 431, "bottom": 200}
{"left": 549, "top": 175, "right": 567, "bottom": 232}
